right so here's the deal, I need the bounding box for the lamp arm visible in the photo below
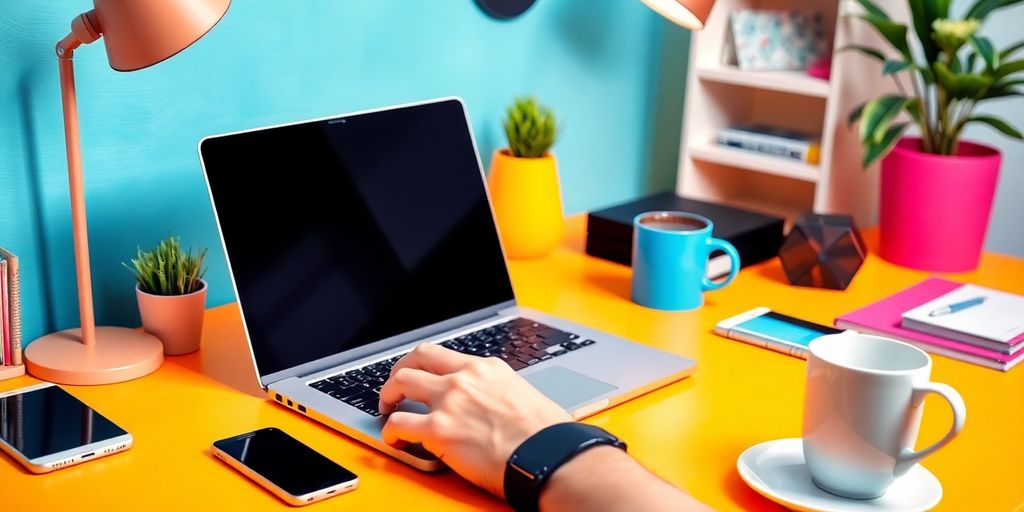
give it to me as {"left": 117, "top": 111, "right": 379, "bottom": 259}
{"left": 54, "top": 10, "right": 102, "bottom": 347}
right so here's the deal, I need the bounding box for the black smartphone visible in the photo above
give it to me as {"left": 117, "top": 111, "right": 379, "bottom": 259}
{"left": 212, "top": 427, "right": 359, "bottom": 506}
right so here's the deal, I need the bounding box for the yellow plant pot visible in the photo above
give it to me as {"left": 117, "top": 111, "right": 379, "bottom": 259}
{"left": 487, "top": 149, "right": 564, "bottom": 259}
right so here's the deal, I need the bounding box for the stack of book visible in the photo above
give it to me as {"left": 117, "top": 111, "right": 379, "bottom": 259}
{"left": 0, "top": 246, "right": 24, "bottom": 380}
{"left": 715, "top": 124, "right": 822, "bottom": 164}
{"left": 836, "top": 278, "right": 1024, "bottom": 371}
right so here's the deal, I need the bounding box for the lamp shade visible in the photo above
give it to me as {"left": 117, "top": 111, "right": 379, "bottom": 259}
{"left": 92, "top": 0, "right": 230, "bottom": 71}
{"left": 640, "top": 0, "right": 713, "bottom": 30}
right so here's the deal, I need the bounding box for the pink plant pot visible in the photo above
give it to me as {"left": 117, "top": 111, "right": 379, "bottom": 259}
{"left": 136, "top": 280, "right": 207, "bottom": 355}
{"left": 879, "top": 137, "right": 1001, "bottom": 272}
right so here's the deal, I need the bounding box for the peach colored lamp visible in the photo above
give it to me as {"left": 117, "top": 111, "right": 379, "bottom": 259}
{"left": 24, "top": 0, "right": 229, "bottom": 385}
{"left": 639, "top": 0, "right": 714, "bottom": 29}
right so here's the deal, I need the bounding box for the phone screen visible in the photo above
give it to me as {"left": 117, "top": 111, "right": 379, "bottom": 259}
{"left": 0, "top": 385, "right": 128, "bottom": 460}
{"left": 736, "top": 312, "right": 843, "bottom": 347}
{"left": 214, "top": 428, "right": 357, "bottom": 496}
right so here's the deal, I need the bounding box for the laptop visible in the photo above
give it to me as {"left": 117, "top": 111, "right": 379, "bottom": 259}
{"left": 198, "top": 97, "right": 696, "bottom": 471}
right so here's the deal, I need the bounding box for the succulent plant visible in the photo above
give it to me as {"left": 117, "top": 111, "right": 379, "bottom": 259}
{"left": 503, "top": 96, "right": 559, "bottom": 158}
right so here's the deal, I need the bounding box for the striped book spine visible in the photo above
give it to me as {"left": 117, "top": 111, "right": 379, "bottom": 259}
{"left": 0, "top": 247, "right": 20, "bottom": 365}
{"left": 0, "top": 259, "right": 7, "bottom": 365}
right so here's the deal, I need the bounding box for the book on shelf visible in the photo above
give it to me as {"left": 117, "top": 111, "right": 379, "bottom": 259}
{"left": 715, "top": 124, "right": 821, "bottom": 164}
{"left": 835, "top": 278, "right": 1024, "bottom": 371}
{"left": 0, "top": 258, "right": 6, "bottom": 366}
{"left": 0, "top": 246, "right": 22, "bottom": 368}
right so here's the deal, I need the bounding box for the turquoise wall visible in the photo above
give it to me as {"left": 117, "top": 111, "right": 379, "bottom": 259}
{"left": 0, "top": 1, "right": 689, "bottom": 344}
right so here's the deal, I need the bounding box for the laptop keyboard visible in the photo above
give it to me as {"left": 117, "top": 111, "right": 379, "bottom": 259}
{"left": 306, "top": 318, "right": 596, "bottom": 417}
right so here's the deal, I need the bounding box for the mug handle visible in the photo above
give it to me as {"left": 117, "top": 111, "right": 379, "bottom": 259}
{"left": 894, "top": 382, "right": 966, "bottom": 476}
{"left": 701, "top": 238, "right": 740, "bottom": 291}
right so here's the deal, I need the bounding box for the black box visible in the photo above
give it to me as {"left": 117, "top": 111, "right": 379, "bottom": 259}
{"left": 586, "top": 192, "right": 785, "bottom": 277}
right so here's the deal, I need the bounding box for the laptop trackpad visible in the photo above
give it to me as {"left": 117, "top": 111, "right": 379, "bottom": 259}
{"left": 524, "top": 366, "right": 617, "bottom": 410}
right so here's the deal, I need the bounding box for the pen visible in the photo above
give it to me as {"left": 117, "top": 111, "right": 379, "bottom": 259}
{"left": 929, "top": 296, "right": 987, "bottom": 317}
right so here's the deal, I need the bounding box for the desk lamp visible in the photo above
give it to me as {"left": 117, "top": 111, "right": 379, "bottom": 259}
{"left": 24, "top": 0, "right": 230, "bottom": 385}
{"left": 639, "top": 0, "right": 714, "bottom": 29}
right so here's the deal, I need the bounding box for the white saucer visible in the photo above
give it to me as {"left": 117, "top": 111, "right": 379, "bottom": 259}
{"left": 737, "top": 438, "right": 942, "bottom": 512}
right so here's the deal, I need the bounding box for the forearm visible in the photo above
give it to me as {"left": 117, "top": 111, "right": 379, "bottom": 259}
{"left": 539, "top": 446, "right": 711, "bottom": 512}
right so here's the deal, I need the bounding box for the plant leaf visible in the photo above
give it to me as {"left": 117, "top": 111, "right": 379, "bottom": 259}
{"left": 949, "top": 54, "right": 964, "bottom": 74}
{"left": 1001, "top": 40, "right": 1024, "bottom": 60}
{"left": 905, "top": 97, "right": 924, "bottom": 125}
{"left": 852, "top": 0, "right": 891, "bottom": 18}
{"left": 863, "top": 123, "right": 910, "bottom": 168}
{"left": 908, "top": 0, "right": 950, "bottom": 64}
{"left": 883, "top": 60, "right": 913, "bottom": 75}
{"left": 860, "top": 95, "right": 910, "bottom": 144}
{"left": 965, "top": 0, "right": 1024, "bottom": 21}
{"left": 934, "top": 61, "right": 993, "bottom": 98}
{"left": 967, "top": 116, "right": 1024, "bottom": 139}
{"left": 858, "top": 15, "right": 911, "bottom": 58}
{"left": 839, "top": 45, "right": 887, "bottom": 62}
{"left": 983, "top": 84, "right": 1024, "bottom": 98}
{"left": 848, "top": 101, "right": 868, "bottom": 127}
{"left": 969, "top": 36, "right": 998, "bottom": 72}
{"left": 995, "top": 59, "right": 1024, "bottom": 80}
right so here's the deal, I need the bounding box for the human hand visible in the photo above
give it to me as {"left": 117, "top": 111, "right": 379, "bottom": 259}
{"left": 378, "top": 343, "right": 572, "bottom": 497}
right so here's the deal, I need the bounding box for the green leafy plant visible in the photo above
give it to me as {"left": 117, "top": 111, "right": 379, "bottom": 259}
{"left": 504, "top": 96, "right": 559, "bottom": 158}
{"left": 124, "top": 236, "right": 208, "bottom": 296}
{"left": 846, "top": 0, "right": 1024, "bottom": 167}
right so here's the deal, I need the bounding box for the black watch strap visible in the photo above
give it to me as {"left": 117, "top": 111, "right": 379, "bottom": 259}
{"left": 504, "top": 423, "right": 627, "bottom": 512}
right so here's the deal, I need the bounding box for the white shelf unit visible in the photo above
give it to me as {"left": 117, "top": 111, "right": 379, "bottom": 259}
{"left": 695, "top": 66, "right": 831, "bottom": 98}
{"left": 677, "top": 0, "right": 907, "bottom": 227}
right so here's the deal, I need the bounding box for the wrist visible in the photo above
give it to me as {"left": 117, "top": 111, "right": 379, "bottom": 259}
{"left": 503, "top": 423, "right": 626, "bottom": 512}
{"left": 539, "top": 445, "right": 626, "bottom": 511}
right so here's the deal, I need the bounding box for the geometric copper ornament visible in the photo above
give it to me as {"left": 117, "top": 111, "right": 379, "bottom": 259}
{"left": 779, "top": 213, "right": 867, "bottom": 290}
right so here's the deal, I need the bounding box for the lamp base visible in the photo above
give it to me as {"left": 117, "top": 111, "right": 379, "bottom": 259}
{"left": 25, "top": 327, "right": 164, "bottom": 385}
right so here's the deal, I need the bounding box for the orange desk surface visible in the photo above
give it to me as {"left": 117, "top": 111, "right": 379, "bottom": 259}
{"left": 3, "top": 215, "right": 1023, "bottom": 511}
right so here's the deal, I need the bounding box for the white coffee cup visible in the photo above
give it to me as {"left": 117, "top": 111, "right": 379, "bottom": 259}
{"left": 803, "top": 333, "right": 966, "bottom": 499}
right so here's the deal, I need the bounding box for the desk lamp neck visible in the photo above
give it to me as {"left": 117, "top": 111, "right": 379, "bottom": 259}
{"left": 54, "top": 9, "right": 103, "bottom": 347}
{"left": 57, "top": 10, "right": 101, "bottom": 60}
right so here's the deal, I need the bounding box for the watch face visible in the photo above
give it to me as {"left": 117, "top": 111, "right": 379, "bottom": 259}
{"left": 474, "top": 0, "right": 536, "bottom": 19}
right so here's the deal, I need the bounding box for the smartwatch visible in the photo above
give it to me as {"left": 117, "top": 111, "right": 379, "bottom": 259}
{"left": 504, "top": 423, "right": 627, "bottom": 512}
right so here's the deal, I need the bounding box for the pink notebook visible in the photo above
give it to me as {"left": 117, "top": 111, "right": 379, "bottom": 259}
{"left": 835, "top": 278, "right": 1024, "bottom": 372}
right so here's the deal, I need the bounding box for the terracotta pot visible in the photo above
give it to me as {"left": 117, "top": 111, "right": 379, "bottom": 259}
{"left": 879, "top": 137, "right": 1000, "bottom": 272}
{"left": 136, "top": 280, "right": 207, "bottom": 355}
{"left": 486, "top": 149, "right": 564, "bottom": 259}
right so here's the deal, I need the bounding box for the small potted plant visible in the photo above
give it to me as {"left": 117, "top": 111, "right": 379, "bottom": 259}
{"left": 847, "top": 0, "right": 1023, "bottom": 271}
{"left": 124, "top": 236, "right": 208, "bottom": 355}
{"left": 487, "top": 96, "right": 564, "bottom": 259}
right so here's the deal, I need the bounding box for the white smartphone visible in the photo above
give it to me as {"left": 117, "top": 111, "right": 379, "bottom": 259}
{"left": 0, "top": 383, "right": 133, "bottom": 473}
{"left": 714, "top": 307, "right": 850, "bottom": 359}
{"left": 212, "top": 427, "right": 359, "bottom": 506}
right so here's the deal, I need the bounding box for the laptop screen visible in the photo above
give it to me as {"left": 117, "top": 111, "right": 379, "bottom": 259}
{"left": 200, "top": 99, "right": 515, "bottom": 378}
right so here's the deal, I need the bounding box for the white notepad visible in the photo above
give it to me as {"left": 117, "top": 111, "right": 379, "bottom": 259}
{"left": 902, "top": 284, "right": 1024, "bottom": 344}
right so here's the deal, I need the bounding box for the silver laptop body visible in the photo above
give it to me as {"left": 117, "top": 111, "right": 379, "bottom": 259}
{"left": 198, "top": 97, "right": 696, "bottom": 471}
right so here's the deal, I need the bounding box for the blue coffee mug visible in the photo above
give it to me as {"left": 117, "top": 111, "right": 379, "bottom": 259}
{"left": 631, "top": 211, "right": 740, "bottom": 311}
